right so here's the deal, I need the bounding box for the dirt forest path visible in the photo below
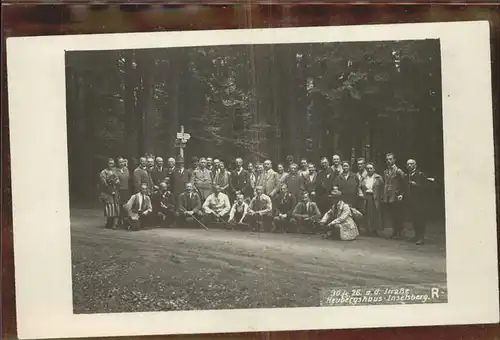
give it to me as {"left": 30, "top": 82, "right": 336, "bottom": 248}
{"left": 71, "top": 209, "right": 446, "bottom": 313}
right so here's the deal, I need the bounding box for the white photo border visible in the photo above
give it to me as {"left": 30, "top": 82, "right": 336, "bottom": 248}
{"left": 6, "top": 21, "right": 499, "bottom": 340}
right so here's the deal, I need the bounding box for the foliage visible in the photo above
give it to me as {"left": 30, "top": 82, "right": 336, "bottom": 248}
{"left": 66, "top": 40, "right": 443, "bottom": 200}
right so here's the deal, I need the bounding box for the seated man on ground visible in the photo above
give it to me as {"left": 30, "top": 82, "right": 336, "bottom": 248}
{"left": 319, "top": 187, "right": 359, "bottom": 241}
{"left": 154, "top": 181, "right": 176, "bottom": 228}
{"left": 292, "top": 191, "right": 321, "bottom": 233}
{"left": 202, "top": 184, "right": 231, "bottom": 225}
{"left": 228, "top": 192, "right": 249, "bottom": 228}
{"left": 124, "top": 183, "right": 153, "bottom": 231}
{"left": 273, "top": 183, "right": 297, "bottom": 233}
{"left": 177, "top": 182, "right": 203, "bottom": 228}
{"left": 247, "top": 185, "right": 273, "bottom": 232}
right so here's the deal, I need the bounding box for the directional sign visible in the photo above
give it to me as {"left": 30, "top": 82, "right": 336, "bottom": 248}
{"left": 176, "top": 126, "right": 190, "bottom": 158}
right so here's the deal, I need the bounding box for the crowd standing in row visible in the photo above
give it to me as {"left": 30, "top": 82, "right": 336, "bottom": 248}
{"left": 99, "top": 153, "right": 433, "bottom": 244}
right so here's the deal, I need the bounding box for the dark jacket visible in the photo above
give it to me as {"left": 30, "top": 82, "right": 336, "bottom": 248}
{"left": 151, "top": 167, "right": 169, "bottom": 187}
{"left": 284, "top": 173, "right": 305, "bottom": 198}
{"left": 177, "top": 191, "right": 202, "bottom": 213}
{"left": 230, "top": 168, "right": 250, "bottom": 195}
{"left": 333, "top": 171, "right": 360, "bottom": 206}
{"left": 274, "top": 192, "right": 297, "bottom": 217}
{"left": 302, "top": 171, "right": 318, "bottom": 194}
{"left": 316, "top": 167, "right": 335, "bottom": 196}
{"left": 404, "top": 170, "right": 428, "bottom": 208}
{"left": 153, "top": 190, "right": 176, "bottom": 212}
{"left": 383, "top": 165, "right": 406, "bottom": 203}
{"left": 171, "top": 167, "right": 191, "bottom": 196}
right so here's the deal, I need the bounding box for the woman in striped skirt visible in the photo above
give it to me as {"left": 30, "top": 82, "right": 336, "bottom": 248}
{"left": 99, "top": 158, "right": 121, "bottom": 229}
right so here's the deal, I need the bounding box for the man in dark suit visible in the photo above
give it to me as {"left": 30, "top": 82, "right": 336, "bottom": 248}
{"left": 404, "top": 159, "right": 429, "bottom": 245}
{"left": 177, "top": 182, "right": 203, "bottom": 228}
{"left": 383, "top": 153, "right": 406, "bottom": 239}
{"left": 165, "top": 157, "right": 176, "bottom": 182}
{"left": 153, "top": 181, "right": 176, "bottom": 228}
{"left": 151, "top": 157, "right": 168, "bottom": 189}
{"left": 230, "top": 157, "right": 250, "bottom": 201}
{"left": 315, "top": 157, "right": 335, "bottom": 213}
{"left": 171, "top": 156, "right": 191, "bottom": 199}
{"left": 303, "top": 163, "right": 318, "bottom": 200}
{"left": 273, "top": 183, "right": 297, "bottom": 232}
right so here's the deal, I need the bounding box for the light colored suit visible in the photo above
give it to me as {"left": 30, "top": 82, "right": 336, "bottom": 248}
{"left": 258, "top": 169, "right": 280, "bottom": 197}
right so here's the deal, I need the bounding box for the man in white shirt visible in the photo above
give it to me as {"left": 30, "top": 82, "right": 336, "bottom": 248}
{"left": 228, "top": 192, "right": 249, "bottom": 227}
{"left": 202, "top": 185, "right": 231, "bottom": 224}
{"left": 124, "top": 183, "right": 153, "bottom": 231}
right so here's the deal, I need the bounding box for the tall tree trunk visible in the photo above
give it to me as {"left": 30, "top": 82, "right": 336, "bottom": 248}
{"left": 167, "top": 49, "right": 182, "bottom": 158}
{"left": 123, "top": 51, "right": 137, "bottom": 161}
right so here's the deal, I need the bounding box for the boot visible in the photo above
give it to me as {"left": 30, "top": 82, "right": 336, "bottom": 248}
{"left": 104, "top": 217, "right": 112, "bottom": 229}
{"left": 111, "top": 218, "right": 119, "bottom": 230}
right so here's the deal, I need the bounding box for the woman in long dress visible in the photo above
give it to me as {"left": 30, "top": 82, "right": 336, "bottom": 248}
{"left": 99, "top": 158, "right": 121, "bottom": 229}
{"left": 359, "top": 163, "right": 384, "bottom": 236}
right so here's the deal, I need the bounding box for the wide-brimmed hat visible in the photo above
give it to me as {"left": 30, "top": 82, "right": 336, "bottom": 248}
{"left": 330, "top": 188, "right": 343, "bottom": 198}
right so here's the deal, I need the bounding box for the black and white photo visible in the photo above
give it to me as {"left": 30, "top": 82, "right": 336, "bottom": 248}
{"left": 66, "top": 38, "right": 446, "bottom": 313}
{"left": 6, "top": 21, "right": 498, "bottom": 339}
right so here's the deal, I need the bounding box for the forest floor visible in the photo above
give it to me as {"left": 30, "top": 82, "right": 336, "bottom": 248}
{"left": 71, "top": 208, "right": 446, "bottom": 313}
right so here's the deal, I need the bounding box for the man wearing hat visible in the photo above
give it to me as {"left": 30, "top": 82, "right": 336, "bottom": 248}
{"left": 171, "top": 156, "right": 191, "bottom": 199}
{"left": 319, "top": 186, "right": 359, "bottom": 241}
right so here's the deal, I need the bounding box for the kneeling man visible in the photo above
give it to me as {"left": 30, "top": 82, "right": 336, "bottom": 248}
{"left": 202, "top": 185, "right": 231, "bottom": 224}
{"left": 154, "top": 181, "right": 176, "bottom": 227}
{"left": 273, "top": 183, "right": 297, "bottom": 232}
{"left": 319, "top": 187, "right": 359, "bottom": 241}
{"left": 248, "top": 185, "right": 273, "bottom": 232}
{"left": 228, "top": 192, "right": 249, "bottom": 228}
{"left": 177, "top": 182, "right": 203, "bottom": 228}
{"left": 292, "top": 191, "right": 321, "bottom": 233}
{"left": 125, "top": 183, "right": 153, "bottom": 231}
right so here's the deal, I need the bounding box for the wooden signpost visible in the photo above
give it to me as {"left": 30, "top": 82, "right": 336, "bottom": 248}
{"left": 175, "top": 125, "right": 191, "bottom": 159}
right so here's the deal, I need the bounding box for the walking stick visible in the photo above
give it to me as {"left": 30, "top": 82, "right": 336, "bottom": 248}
{"left": 180, "top": 206, "right": 209, "bottom": 230}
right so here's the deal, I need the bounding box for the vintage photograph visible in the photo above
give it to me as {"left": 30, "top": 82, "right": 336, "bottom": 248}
{"left": 66, "top": 39, "right": 447, "bottom": 313}
{"left": 7, "top": 21, "right": 498, "bottom": 338}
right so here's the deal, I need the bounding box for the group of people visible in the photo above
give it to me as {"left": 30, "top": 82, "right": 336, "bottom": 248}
{"left": 99, "top": 152, "right": 433, "bottom": 244}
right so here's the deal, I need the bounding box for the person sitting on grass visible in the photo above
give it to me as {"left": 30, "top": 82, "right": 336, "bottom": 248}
{"left": 124, "top": 183, "right": 153, "bottom": 231}
{"left": 272, "top": 183, "right": 297, "bottom": 233}
{"left": 228, "top": 192, "right": 249, "bottom": 228}
{"left": 202, "top": 184, "right": 231, "bottom": 224}
{"left": 177, "top": 182, "right": 203, "bottom": 228}
{"left": 248, "top": 185, "right": 273, "bottom": 232}
{"left": 292, "top": 191, "right": 321, "bottom": 233}
{"left": 154, "top": 181, "right": 176, "bottom": 228}
{"left": 319, "top": 187, "right": 359, "bottom": 241}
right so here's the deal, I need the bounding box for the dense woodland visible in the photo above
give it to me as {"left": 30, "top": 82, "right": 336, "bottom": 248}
{"left": 66, "top": 39, "right": 444, "bottom": 207}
